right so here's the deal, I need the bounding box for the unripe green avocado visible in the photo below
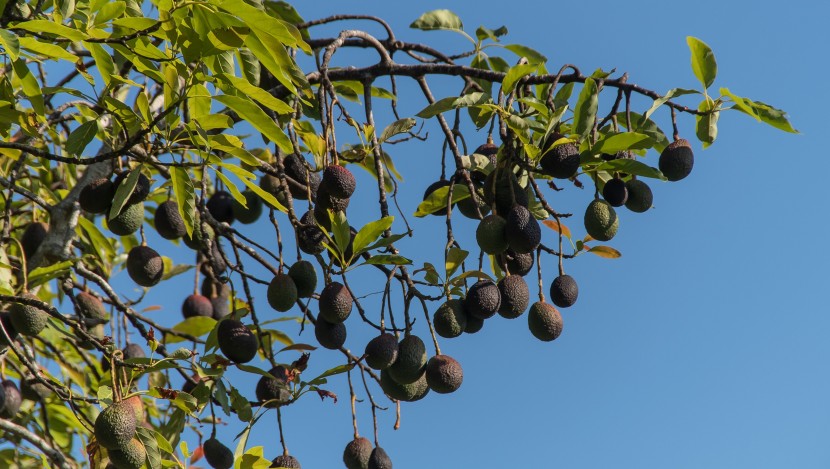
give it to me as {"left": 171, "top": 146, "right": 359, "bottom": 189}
{"left": 475, "top": 215, "right": 508, "bottom": 254}
{"left": 270, "top": 454, "right": 302, "bottom": 468}
{"left": 498, "top": 275, "right": 530, "bottom": 319}
{"left": 433, "top": 299, "right": 467, "bottom": 338}
{"left": 267, "top": 273, "right": 298, "bottom": 313}
{"left": 107, "top": 438, "right": 146, "bottom": 469}
{"left": 318, "top": 282, "right": 352, "bottom": 324}
{"left": 368, "top": 447, "right": 393, "bottom": 469}
{"left": 387, "top": 335, "right": 426, "bottom": 385}
{"left": 380, "top": 369, "right": 429, "bottom": 402}
{"left": 232, "top": 189, "right": 263, "bottom": 224}
{"left": 9, "top": 293, "right": 49, "bottom": 337}
{"left": 153, "top": 200, "right": 186, "bottom": 240}
{"left": 584, "top": 199, "right": 619, "bottom": 241}
{"left": 108, "top": 202, "right": 144, "bottom": 236}
{"left": 314, "top": 315, "right": 347, "bottom": 350}
{"left": 287, "top": 261, "right": 317, "bottom": 298}
{"left": 94, "top": 400, "right": 137, "bottom": 450}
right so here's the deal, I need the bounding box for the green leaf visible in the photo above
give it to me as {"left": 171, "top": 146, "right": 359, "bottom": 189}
{"left": 18, "top": 37, "right": 76, "bottom": 61}
{"left": 414, "top": 184, "right": 470, "bottom": 217}
{"left": 95, "top": 1, "right": 126, "bottom": 26}
{"left": 13, "top": 20, "right": 87, "bottom": 41}
{"left": 28, "top": 260, "right": 74, "bottom": 287}
{"left": 410, "top": 9, "right": 463, "bottom": 32}
{"left": 214, "top": 94, "right": 293, "bottom": 153}
{"left": 362, "top": 255, "right": 412, "bottom": 266}
{"left": 721, "top": 89, "right": 798, "bottom": 133}
{"left": 615, "top": 111, "right": 670, "bottom": 153}
{"left": 573, "top": 78, "right": 598, "bottom": 140}
{"left": 353, "top": 216, "right": 394, "bottom": 255}
{"left": 687, "top": 36, "right": 717, "bottom": 89}
{"left": 216, "top": 73, "right": 293, "bottom": 114}
{"left": 641, "top": 88, "right": 700, "bottom": 123}
{"left": 0, "top": 29, "right": 19, "bottom": 61}
{"left": 502, "top": 63, "right": 537, "bottom": 94}
{"left": 230, "top": 387, "right": 253, "bottom": 422}
{"left": 213, "top": 379, "right": 231, "bottom": 416}
{"left": 169, "top": 166, "right": 196, "bottom": 238}
{"left": 379, "top": 118, "right": 416, "bottom": 143}
{"left": 695, "top": 98, "right": 719, "bottom": 148}
{"left": 240, "top": 176, "right": 286, "bottom": 212}
{"left": 503, "top": 44, "right": 547, "bottom": 64}
{"left": 416, "top": 96, "right": 457, "bottom": 118}
{"left": 475, "top": 25, "right": 507, "bottom": 42}
{"left": 597, "top": 159, "right": 665, "bottom": 180}
{"left": 331, "top": 209, "right": 351, "bottom": 255}
{"left": 11, "top": 58, "right": 44, "bottom": 115}
{"left": 135, "top": 426, "right": 161, "bottom": 469}
{"left": 165, "top": 317, "right": 217, "bottom": 344}
{"left": 86, "top": 42, "right": 117, "bottom": 87}
{"left": 445, "top": 248, "right": 468, "bottom": 278}
{"left": 592, "top": 132, "right": 653, "bottom": 154}
{"left": 109, "top": 166, "right": 142, "bottom": 219}
{"left": 312, "top": 363, "right": 355, "bottom": 382}
{"left": 97, "top": 385, "right": 113, "bottom": 405}
{"left": 214, "top": 170, "right": 247, "bottom": 208}
{"left": 152, "top": 428, "right": 174, "bottom": 454}
{"left": 78, "top": 216, "right": 115, "bottom": 260}
{"left": 112, "top": 17, "right": 158, "bottom": 30}
{"left": 65, "top": 120, "right": 98, "bottom": 156}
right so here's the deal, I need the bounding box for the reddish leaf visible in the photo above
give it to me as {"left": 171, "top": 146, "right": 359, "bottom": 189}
{"left": 542, "top": 220, "right": 572, "bottom": 239}
{"left": 317, "top": 389, "right": 337, "bottom": 403}
{"left": 191, "top": 444, "right": 204, "bottom": 463}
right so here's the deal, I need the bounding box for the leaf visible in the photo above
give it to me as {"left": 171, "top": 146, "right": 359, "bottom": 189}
{"left": 572, "top": 78, "right": 598, "bottom": 140}
{"left": 542, "top": 220, "right": 571, "bottom": 239}
{"left": 597, "top": 159, "right": 665, "bottom": 180}
{"left": 11, "top": 58, "right": 44, "bottom": 115}
{"left": 615, "top": 111, "right": 670, "bottom": 153}
{"left": 475, "top": 25, "right": 507, "bottom": 42}
{"left": 109, "top": 166, "right": 141, "bottom": 220}
{"left": 445, "top": 248, "right": 468, "bottom": 278}
{"left": 587, "top": 245, "right": 622, "bottom": 259}
{"left": 65, "top": 120, "right": 98, "bottom": 156}
{"left": 85, "top": 42, "right": 116, "bottom": 87}
{"left": 13, "top": 20, "right": 87, "bottom": 41}
{"left": 502, "top": 63, "right": 537, "bottom": 94}
{"left": 0, "top": 29, "right": 19, "bottom": 61}
{"left": 721, "top": 89, "right": 798, "bottom": 133}
{"left": 216, "top": 73, "right": 293, "bottom": 114}
{"left": 165, "top": 317, "right": 217, "bottom": 344}
{"left": 214, "top": 170, "right": 247, "bottom": 208}
{"left": 413, "top": 184, "right": 470, "bottom": 217}
{"left": 230, "top": 387, "right": 253, "bottom": 422}
{"left": 278, "top": 343, "right": 317, "bottom": 354}
{"left": 416, "top": 96, "right": 457, "bottom": 119}
{"left": 97, "top": 385, "right": 113, "bottom": 405}
{"left": 136, "top": 426, "right": 162, "bottom": 469}
{"left": 330, "top": 209, "right": 350, "bottom": 255}
{"left": 313, "top": 363, "right": 355, "bottom": 382}
{"left": 240, "top": 176, "right": 286, "bottom": 212}
{"left": 214, "top": 94, "right": 293, "bottom": 153}
{"left": 28, "top": 260, "right": 74, "bottom": 287}
{"left": 77, "top": 216, "right": 114, "bottom": 260}
{"left": 592, "top": 132, "right": 653, "bottom": 155}
{"left": 448, "top": 270, "right": 493, "bottom": 286}
{"left": 379, "top": 118, "right": 416, "bottom": 143}
{"left": 353, "top": 216, "right": 394, "bottom": 255}
{"left": 687, "top": 36, "right": 717, "bottom": 89}
{"left": 362, "top": 255, "right": 412, "bottom": 266}
{"left": 695, "top": 98, "right": 719, "bottom": 148}
{"left": 170, "top": 166, "right": 196, "bottom": 238}
{"left": 641, "top": 88, "right": 700, "bottom": 123}
{"left": 18, "top": 37, "right": 76, "bottom": 61}
{"left": 410, "top": 10, "right": 463, "bottom": 32}
{"left": 503, "top": 44, "right": 547, "bottom": 64}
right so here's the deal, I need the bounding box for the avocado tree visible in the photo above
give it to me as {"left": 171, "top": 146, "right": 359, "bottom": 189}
{"left": 0, "top": 1, "right": 796, "bottom": 468}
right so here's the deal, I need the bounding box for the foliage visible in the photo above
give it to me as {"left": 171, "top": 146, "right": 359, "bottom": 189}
{"left": 0, "top": 1, "right": 794, "bottom": 468}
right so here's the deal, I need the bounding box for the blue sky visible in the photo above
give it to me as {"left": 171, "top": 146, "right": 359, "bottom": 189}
{"left": 101, "top": 1, "right": 829, "bottom": 468}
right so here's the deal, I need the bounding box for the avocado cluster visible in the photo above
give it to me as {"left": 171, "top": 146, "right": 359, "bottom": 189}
{"left": 94, "top": 399, "right": 147, "bottom": 469}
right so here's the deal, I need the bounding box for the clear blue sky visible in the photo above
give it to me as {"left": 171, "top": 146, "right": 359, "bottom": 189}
{"left": 122, "top": 1, "right": 829, "bottom": 468}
